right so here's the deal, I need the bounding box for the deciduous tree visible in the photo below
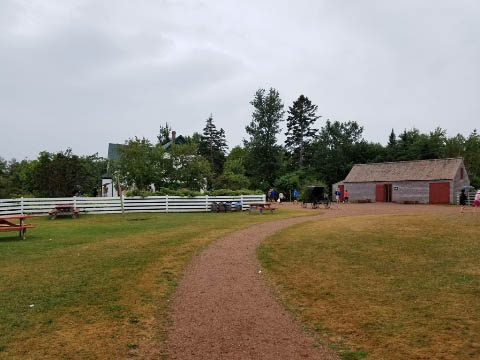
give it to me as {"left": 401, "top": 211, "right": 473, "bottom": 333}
{"left": 118, "top": 137, "right": 156, "bottom": 191}
{"left": 168, "top": 143, "right": 212, "bottom": 190}
{"left": 214, "top": 146, "right": 250, "bottom": 190}
{"left": 157, "top": 122, "right": 172, "bottom": 145}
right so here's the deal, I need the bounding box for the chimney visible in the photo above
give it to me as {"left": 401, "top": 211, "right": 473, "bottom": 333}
{"left": 172, "top": 131, "right": 176, "bottom": 142}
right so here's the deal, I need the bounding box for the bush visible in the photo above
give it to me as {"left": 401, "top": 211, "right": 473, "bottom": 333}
{"left": 126, "top": 188, "right": 263, "bottom": 198}
{"left": 208, "top": 189, "right": 263, "bottom": 196}
{"left": 125, "top": 189, "right": 152, "bottom": 197}
{"left": 8, "top": 192, "right": 36, "bottom": 199}
{"left": 126, "top": 188, "right": 202, "bottom": 197}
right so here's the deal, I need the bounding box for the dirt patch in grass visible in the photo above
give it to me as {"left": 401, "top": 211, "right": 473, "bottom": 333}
{"left": 258, "top": 212, "right": 480, "bottom": 360}
{"left": 0, "top": 209, "right": 312, "bottom": 359}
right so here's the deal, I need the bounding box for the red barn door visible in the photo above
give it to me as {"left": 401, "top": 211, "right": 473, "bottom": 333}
{"left": 339, "top": 185, "right": 344, "bottom": 201}
{"left": 429, "top": 182, "right": 450, "bottom": 204}
{"left": 376, "top": 184, "right": 385, "bottom": 202}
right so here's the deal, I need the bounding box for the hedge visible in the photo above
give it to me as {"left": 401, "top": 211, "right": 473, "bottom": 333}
{"left": 126, "top": 188, "right": 264, "bottom": 198}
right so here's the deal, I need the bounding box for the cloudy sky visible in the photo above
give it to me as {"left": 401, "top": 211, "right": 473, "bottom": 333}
{"left": 1, "top": 0, "right": 479, "bottom": 160}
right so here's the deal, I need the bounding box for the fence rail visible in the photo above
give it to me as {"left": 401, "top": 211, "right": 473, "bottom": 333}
{"left": 0, "top": 195, "right": 266, "bottom": 216}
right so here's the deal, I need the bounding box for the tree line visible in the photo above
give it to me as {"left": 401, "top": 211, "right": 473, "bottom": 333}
{"left": 0, "top": 150, "right": 107, "bottom": 198}
{"left": 1, "top": 87, "right": 479, "bottom": 198}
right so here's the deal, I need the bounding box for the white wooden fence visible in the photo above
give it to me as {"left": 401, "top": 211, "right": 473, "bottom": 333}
{"left": 0, "top": 195, "right": 266, "bottom": 216}
{"left": 456, "top": 192, "right": 477, "bottom": 205}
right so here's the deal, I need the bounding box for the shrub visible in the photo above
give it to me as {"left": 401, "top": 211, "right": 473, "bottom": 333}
{"left": 126, "top": 188, "right": 263, "bottom": 198}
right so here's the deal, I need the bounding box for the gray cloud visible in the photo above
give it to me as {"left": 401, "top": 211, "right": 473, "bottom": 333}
{"left": 1, "top": 0, "right": 479, "bottom": 160}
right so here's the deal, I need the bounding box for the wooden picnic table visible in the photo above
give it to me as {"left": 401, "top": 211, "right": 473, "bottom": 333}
{"left": 248, "top": 202, "right": 276, "bottom": 214}
{"left": 49, "top": 204, "right": 79, "bottom": 219}
{"left": 249, "top": 202, "right": 274, "bottom": 208}
{"left": 0, "top": 215, "right": 35, "bottom": 240}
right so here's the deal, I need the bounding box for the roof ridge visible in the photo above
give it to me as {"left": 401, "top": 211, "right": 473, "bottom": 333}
{"left": 353, "top": 157, "right": 463, "bottom": 167}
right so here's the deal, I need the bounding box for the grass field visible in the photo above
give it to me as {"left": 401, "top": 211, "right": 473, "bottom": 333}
{"left": 258, "top": 213, "right": 480, "bottom": 360}
{"left": 0, "top": 209, "right": 311, "bottom": 359}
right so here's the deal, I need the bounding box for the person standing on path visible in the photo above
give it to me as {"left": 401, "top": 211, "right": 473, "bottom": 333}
{"left": 293, "top": 189, "right": 298, "bottom": 203}
{"left": 335, "top": 188, "right": 341, "bottom": 206}
{"left": 343, "top": 189, "right": 349, "bottom": 204}
{"left": 459, "top": 189, "right": 468, "bottom": 213}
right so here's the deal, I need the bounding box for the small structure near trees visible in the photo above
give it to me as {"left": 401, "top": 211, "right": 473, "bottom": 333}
{"left": 333, "top": 158, "right": 470, "bottom": 204}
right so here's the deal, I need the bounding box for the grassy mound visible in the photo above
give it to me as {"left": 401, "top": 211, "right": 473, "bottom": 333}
{"left": 259, "top": 213, "right": 480, "bottom": 360}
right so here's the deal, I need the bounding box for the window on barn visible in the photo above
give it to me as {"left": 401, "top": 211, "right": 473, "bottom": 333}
{"left": 460, "top": 168, "right": 464, "bottom": 180}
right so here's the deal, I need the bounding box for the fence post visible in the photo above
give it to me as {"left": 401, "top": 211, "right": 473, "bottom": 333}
{"left": 20, "top": 197, "right": 24, "bottom": 215}
{"left": 263, "top": 194, "right": 266, "bottom": 203}
{"left": 240, "top": 194, "right": 244, "bottom": 211}
{"left": 73, "top": 196, "right": 77, "bottom": 210}
{"left": 166, "top": 195, "right": 169, "bottom": 213}
{"left": 205, "top": 195, "right": 209, "bottom": 212}
{"left": 120, "top": 194, "right": 125, "bottom": 216}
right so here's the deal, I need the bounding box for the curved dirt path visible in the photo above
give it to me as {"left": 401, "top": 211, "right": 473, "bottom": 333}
{"left": 168, "top": 204, "right": 457, "bottom": 359}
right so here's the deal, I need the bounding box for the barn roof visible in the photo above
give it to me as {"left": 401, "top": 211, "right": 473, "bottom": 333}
{"left": 344, "top": 158, "right": 464, "bottom": 183}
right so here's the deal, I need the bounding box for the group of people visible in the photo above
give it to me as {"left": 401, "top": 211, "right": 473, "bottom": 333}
{"left": 267, "top": 189, "right": 299, "bottom": 203}
{"left": 459, "top": 189, "right": 480, "bottom": 213}
{"left": 334, "top": 187, "right": 349, "bottom": 205}
{"left": 266, "top": 187, "right": 480, "bottom": 211}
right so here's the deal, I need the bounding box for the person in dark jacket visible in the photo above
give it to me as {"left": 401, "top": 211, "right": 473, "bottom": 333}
{"left": 459, "top": 189, "right": 467, "bottom": 213}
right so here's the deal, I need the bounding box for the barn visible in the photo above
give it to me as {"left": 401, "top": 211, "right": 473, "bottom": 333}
{"left": 333, "top": 158, "right": 470, "bottom": 204}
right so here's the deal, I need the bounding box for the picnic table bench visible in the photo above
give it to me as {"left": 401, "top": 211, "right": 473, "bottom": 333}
{"left": 0, "top": 215, "right": 35, "bottom": 240}
{"left": 49, "top": 204, "right": 80, "bottom": 219}
{"left": 248, "top": 202, "right": 277, "bottom": 215}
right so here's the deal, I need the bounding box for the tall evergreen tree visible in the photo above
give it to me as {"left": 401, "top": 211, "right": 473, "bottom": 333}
{"left": 386, "top": 129, "right": 397, "bottom": 160}
{"left": 244, "top": 88, "right": 285, "bottom": 189}
{"left": 198, "top": 115, "right": 227, "bottom": 178}
{"left": 285, "top": 95, "right": 319, "bottom": 169}
{"left": 388, "top": 129, "right": 396, "bottom": 147}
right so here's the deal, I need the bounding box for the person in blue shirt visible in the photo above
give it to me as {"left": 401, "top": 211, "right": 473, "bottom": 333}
{"left": 335, "top": 188, "right": 341, "bottom": 205}
{"left": 293, "top": 189, "right": 298, "bottom": 203}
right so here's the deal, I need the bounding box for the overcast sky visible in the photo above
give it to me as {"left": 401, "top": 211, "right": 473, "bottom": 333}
{"left": 1, "top": 0, "right": 479, "bottom": 160}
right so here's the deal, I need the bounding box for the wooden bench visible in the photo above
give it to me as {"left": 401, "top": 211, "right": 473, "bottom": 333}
{"left": 248, "top": 205, "right": 277, "bottom": 214}
{"left": 49, "top": 204, "right": 80, "bottom": 219}
{"left": 0, "top": 225, "right": 35, "bottom": 240}
{"left": 0, "top": 216, "right": 35, "bottom": 240}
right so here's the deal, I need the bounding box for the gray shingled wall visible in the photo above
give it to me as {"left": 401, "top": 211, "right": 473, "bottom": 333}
{"left": 452, "top": 164, "right": 471, "bottom": 204}
{"left": 334, "top": 180, "right": 459, "bottom": 204}
{"left": 332, "top": 159, "right": 470, "bottom": 204}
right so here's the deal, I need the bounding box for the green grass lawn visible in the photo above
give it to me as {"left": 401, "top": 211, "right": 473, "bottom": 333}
{"left": 258, "top": 213, "right": 480, "bottom": 360}
{"left": 0, "top": 209, "right": 311, "bottom": 359}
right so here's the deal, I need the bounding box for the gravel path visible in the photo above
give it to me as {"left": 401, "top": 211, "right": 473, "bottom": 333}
{"left": 168, "top": 204, "right": 457, "bottom": 359}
